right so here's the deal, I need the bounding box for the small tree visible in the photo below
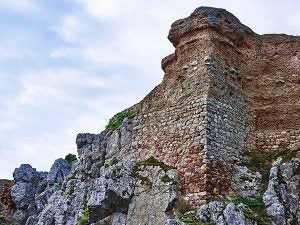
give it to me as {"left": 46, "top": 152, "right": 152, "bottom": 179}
{"left": 65, "top": 153, "right": 77, "bottom": 165}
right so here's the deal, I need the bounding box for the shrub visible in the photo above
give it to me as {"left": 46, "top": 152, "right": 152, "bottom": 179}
{"left": 65, "top": 153, "right": 77, "bottom": 166}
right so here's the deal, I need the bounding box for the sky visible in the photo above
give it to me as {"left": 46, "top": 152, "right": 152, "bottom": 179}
{"left": 1, "top": 0, "right": 300, "bottom": 179}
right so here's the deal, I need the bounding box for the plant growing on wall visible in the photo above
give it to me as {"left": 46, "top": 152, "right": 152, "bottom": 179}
{"left": 105, "top": 111, "right": 135, "bottom": 131}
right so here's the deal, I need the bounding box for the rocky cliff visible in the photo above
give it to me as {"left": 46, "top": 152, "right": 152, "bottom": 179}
{"left": 4, "top": 6, "right": 300, "bottom": 225}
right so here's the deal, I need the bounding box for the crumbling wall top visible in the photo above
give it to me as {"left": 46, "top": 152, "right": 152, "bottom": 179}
{"left": 168, "top": 7, "right": 254, "bottom": 47}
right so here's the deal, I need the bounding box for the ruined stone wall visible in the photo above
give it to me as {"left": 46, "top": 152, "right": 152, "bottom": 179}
{"left": 131, "top": 96, "right": 208, "bottom": 205}
{"left": 123, "top": 26, "right": 253, "bottom": 205}
{"left": 239, "top": 34, "right": 300, "bottom": 153}
{"left": 105, "top": 7, "right": 300, "bottom": 206}
{"left": 255, "top": 129, "right": 300, "bottom": 152}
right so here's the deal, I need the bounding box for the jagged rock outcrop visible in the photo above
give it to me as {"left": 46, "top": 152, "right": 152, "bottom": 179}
{"left": 5, "top": 6, "right": 300, "bottom": 225}
{"left": 263, "top": 158, "right": 300, "bottom": 225}
{"left": 10, "top": 160, "right": 70, "bottom": 224}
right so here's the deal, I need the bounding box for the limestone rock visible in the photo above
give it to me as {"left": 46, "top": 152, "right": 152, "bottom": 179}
{"left": 234, "top": 165, "right": 262, "bottom": 198}
{"left": 197, "top": 201, "right": 226, "bottom": 225}
{"left": 223, "top": 203, "right": 253, "bottom": 225}
{"left": 13, "top": 164, "right": 39, "bottom": 183}
{"left": 11, "top": 182, "right": 35, "bottom": 210}
{"left": 88, "top": 160, "right": 136, "bottom": 222}
{"left": 263, "top": 158, "right": 300, "bottom": 225}
{"left": 47, "top": 158, "right": 70, "bottom": 186}
{"left": 126, "top": 165, "right": 179, "bottom": 225}
{"left": 196, "top": 201, "right": 255, "bottom": 225}
{"left": 165, "top": 219, "right": 186, "bottom": 225}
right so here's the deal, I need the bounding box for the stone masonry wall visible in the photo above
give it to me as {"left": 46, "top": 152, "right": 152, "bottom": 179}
{"left": 132, "top": 97, "right": 207, "bottom": 205}
{"left": 106, "top": 7, "right": 300, "bottom": 207}
{"left": 255, "top": 129, "right": 300, "bottom": 152}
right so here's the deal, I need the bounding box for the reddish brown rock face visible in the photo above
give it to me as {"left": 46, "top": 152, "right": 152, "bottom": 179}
{"left": 0, "top": 179, "right": 15, "bottom": 217}
{"left": 121, "top": 7, "right": 300, "bottom": 206}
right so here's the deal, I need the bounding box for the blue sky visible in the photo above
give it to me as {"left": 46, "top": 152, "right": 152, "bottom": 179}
{"left": 1, "top": 0, "right": 300, "bottom": 179}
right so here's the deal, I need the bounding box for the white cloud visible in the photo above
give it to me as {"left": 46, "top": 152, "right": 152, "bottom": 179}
{"left": 0, "top": 0, "right": 39, "bottom": 12}
{"left": 53, "top": 15, "right": 86, "bottom": 43}
{"left": 73, "top": 0, "right": 122, "bottom": 19}
{"left": 0, "top": 45, "right": 22, "bottom": 60}
{"left": 19, "top": 69, "right": 78, "bottom": 106}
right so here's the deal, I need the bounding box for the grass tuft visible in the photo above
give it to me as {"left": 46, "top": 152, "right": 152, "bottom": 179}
{"left": 231, "top": 197, "right": 271, "bottom": 225}
{"left": 78, "top": 206, "right": 89, "bottom": 225}
{"left": 138, "top": 156, "right": 176, "bottom": 172}
{"left": 105, "top": 111, "right": 135, "bottom": 131}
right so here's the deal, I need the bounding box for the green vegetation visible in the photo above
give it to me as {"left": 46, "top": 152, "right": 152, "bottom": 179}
{"left": 289, "top": 215, "right": 298, "bottom": 225}
{"left": 131, "top": 156, "right": 176, "bottom": 187}
{"left": 65, "top": 153, "right": 77, "bottom": 166}
{"left": 137, "top": 156, "right": 176, "bottom": 172}
{"left": 78, "top": 206, "right": 89, "bottom": 225}
{"left": 67, "top": 173, "right": 76, "bottom": 181}
{"left": 161, "top": 174, "right": 174, "bottom": 183}
{"left": 104, "top": 157, "right": 119, "bottom": 168}
{"left": 231, "top": 197, "right": 271, "bottom": 225}
{"left": 240, "top": 175, "right": 253, "bottom": 182}
{"left": 0, "top": 218, "right": 15, "bottom": 225}
{"left": 111, "top": 166, "right": 123, "bottom": 180}
{"left": 231, "top": 197, "right": 265, "bottom": 208}
{"left": 105, "top": 111, "right": 135, "bottom": 131}
{"left": 240, "top": 149, "right": 297, "bottom": 190}
{"left": 67, "top": 185, "right": 75, "bottom": 196}
{"left": 137, "top": 175, "right": 153, "bottom": 186}
{"left": 180, "top": 212, "right": 215, "bottom": 225}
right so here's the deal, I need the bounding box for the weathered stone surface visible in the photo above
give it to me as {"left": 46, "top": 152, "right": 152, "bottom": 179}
{"left": 88, "top": 160, "right": 136, "bottom": 222}
{"left": 35, "top": 187, "right": 56, "bottom": 213}
{"left": 126, "top": 166, "right": 179, "bottom": 225}
{"left": 165, "top": 219, "right": 186, "bottom": 225}
{"left": 11, "top": 182, "right": 35, "bottom": 210}
{"left": 168, "top": 7, "right": 253, "bottom": 47}
{"left": 13, "top": 165, "right": 39, "bottom": 183}
{"left": 76, "top": 132, "right": 107, "bottom": 178}
{"left": 234, "top": 165, "right": 262, "bottom": 198}
{"left": 196, "top": 201, "right": 255, "bottom": 225}
{"left": 263, "top": 158, "right": 300, "bottom": 225}
{"left": 223, "top": 203, "right": 253, "bottom": 225}
{"left": 10, "top": 160, "right": 69, "bottom": 224}
{"left": 197, "top": 201, "right": 226, "bottom": 225}
{"left": 47, "top": 158, "right": 70, "bottom": 186}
